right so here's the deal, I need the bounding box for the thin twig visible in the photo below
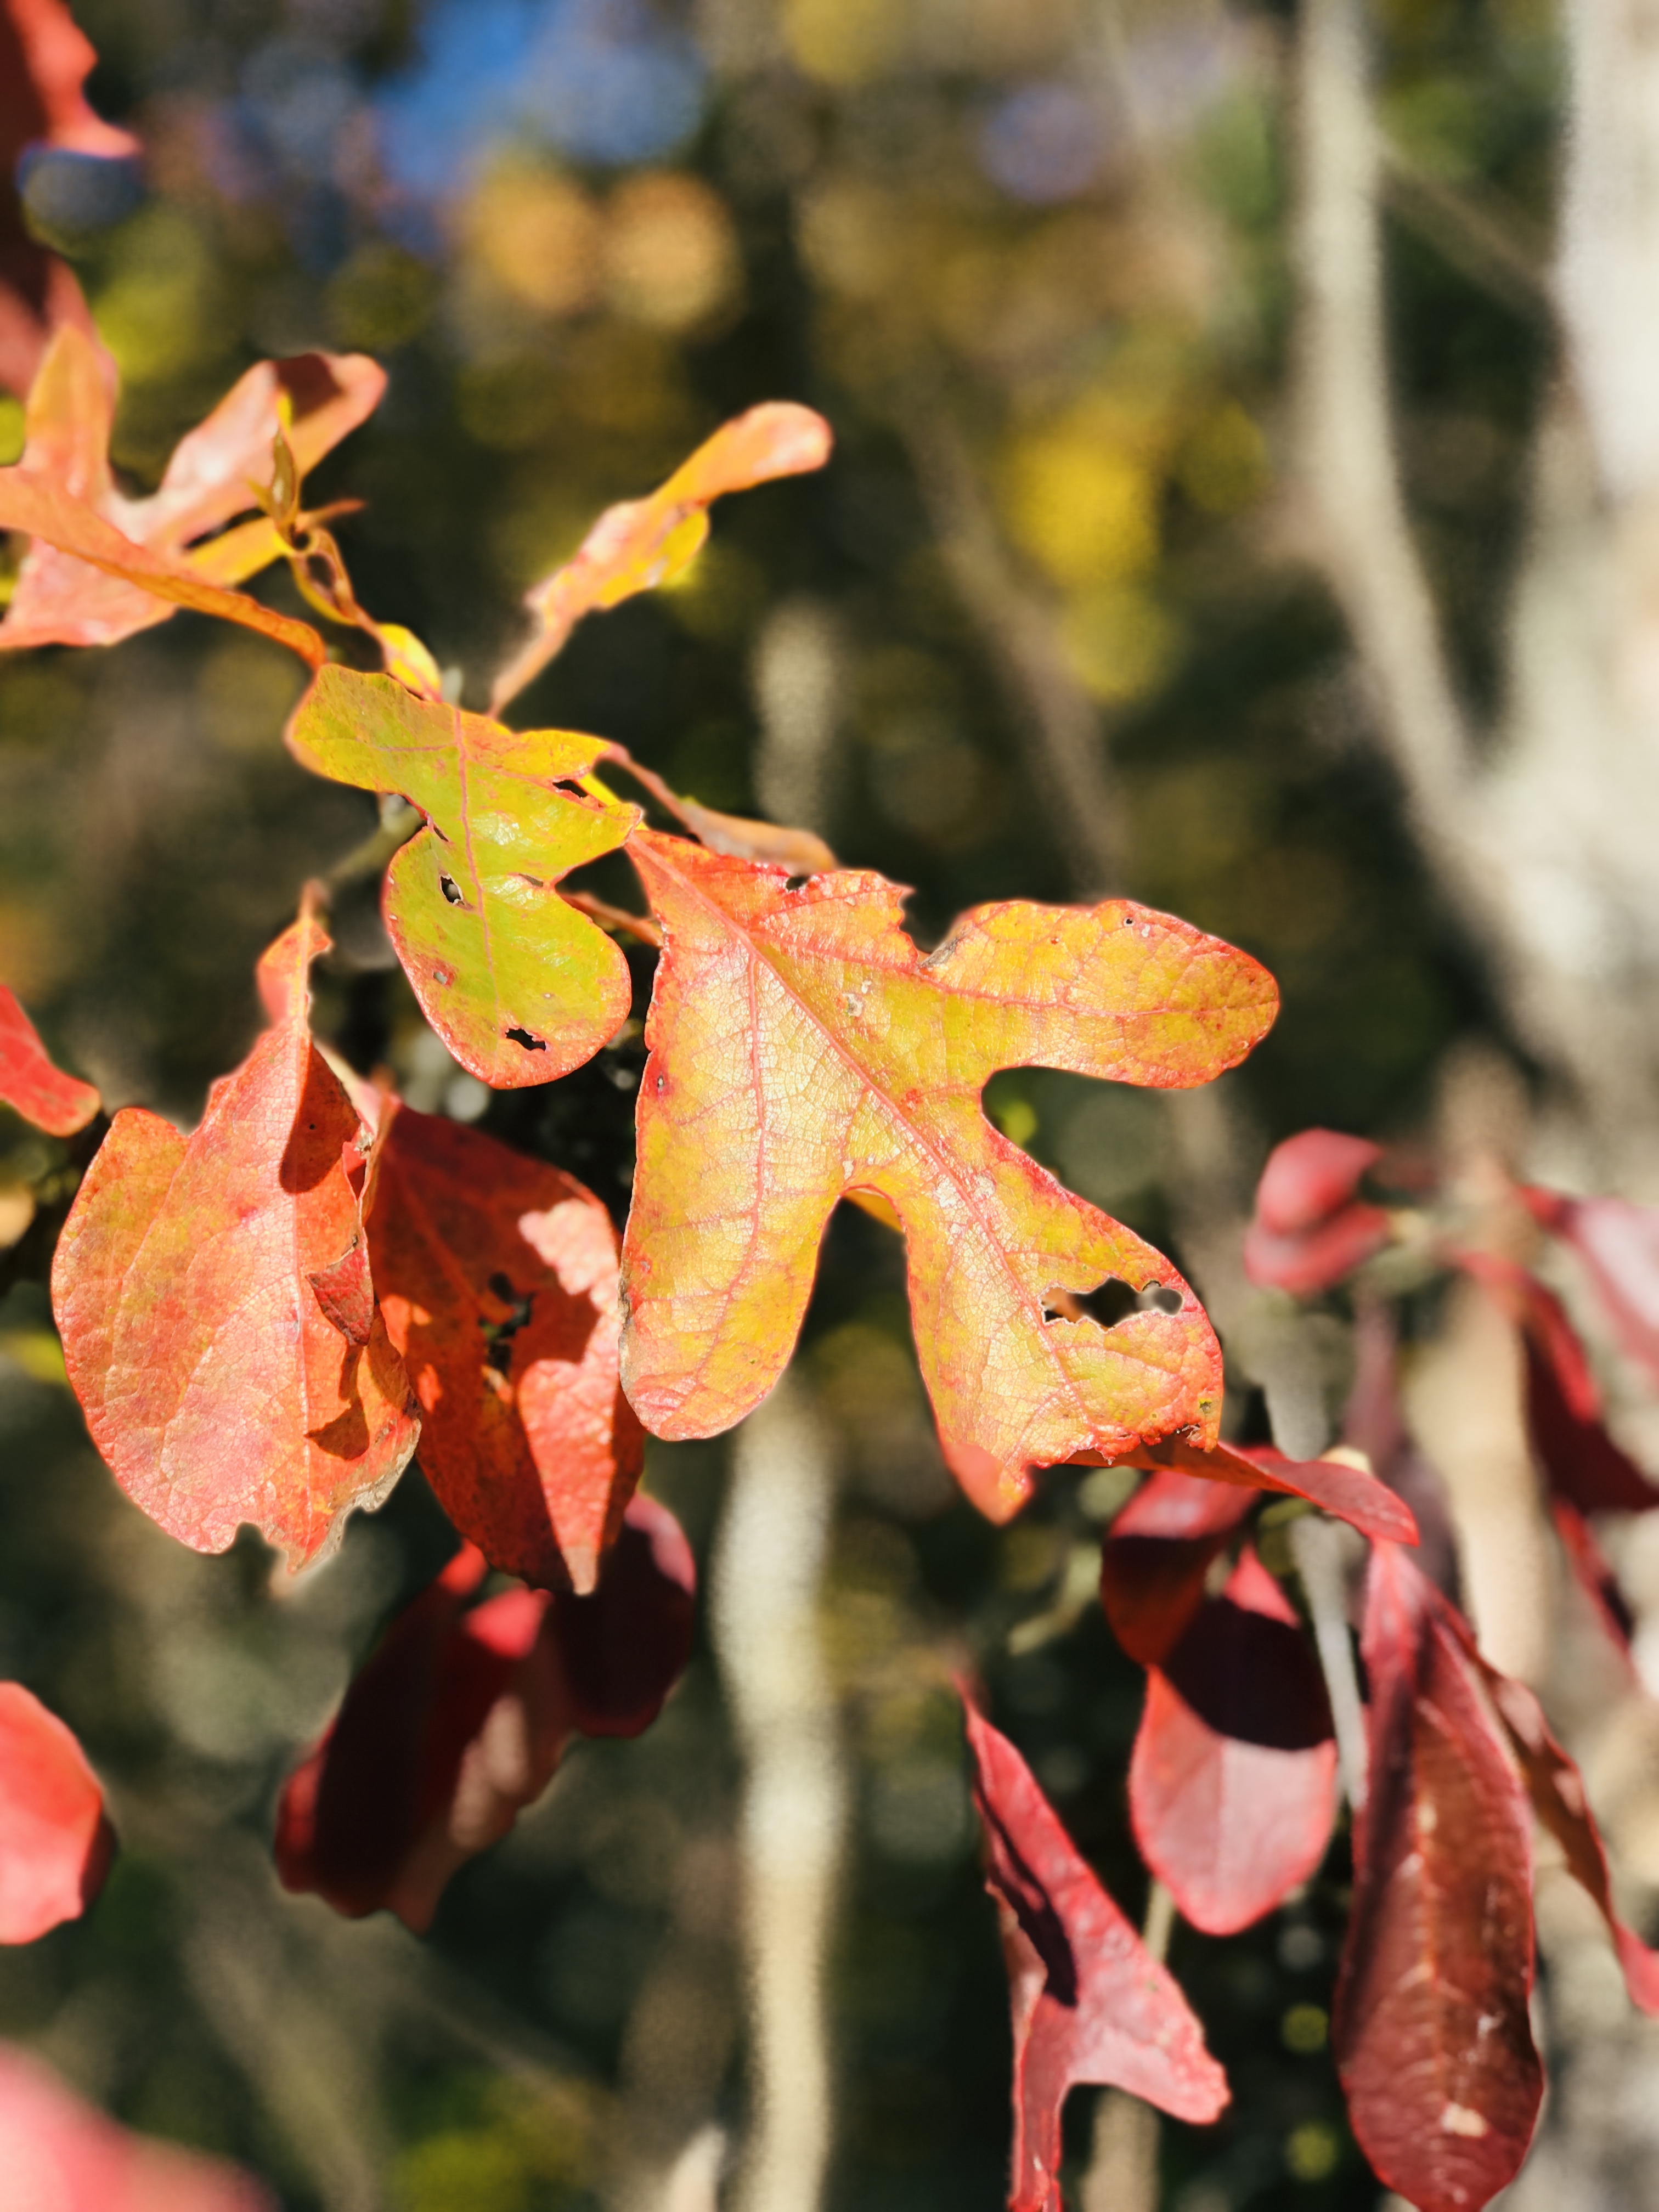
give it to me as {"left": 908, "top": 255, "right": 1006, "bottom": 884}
{"left": 1289, "top": 1514, "right": 1369, "bottom": 1812}
{"left": 561, "top": 887, "right": 662, "bottom": 948}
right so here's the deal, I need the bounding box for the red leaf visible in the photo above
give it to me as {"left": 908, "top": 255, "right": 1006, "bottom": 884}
{"left": 1468, "top": 1654, "right": 1659, "bottom": 2015}
{"left": 1242, "top": 1203, "right": 1393, "bottom": 1295}
{"left": 1254, "top": 1129, "right": 1384, "bottom": 1234}
{"left": 0, "top": 982, "right": 98, "bottom": 1135}
{"left": 960, "top": 1695, "right": 1228, "bottom": 2212}
{"left": 1528, "top": 1189, "right": 1659, "bottom": 1390}
{"left": 366, "top": 1102, "right": 645, "bottom": 1595}
{"left": 1091, "top": 1433, "right": 1418, "bottom": 1547}
{"left": 1098, "top": 1469, "right": 1255, "bottom": 1667}
{"left": 0, "top": 0, "right": 134, "bottom": 400}
{"left": 1129, "top": 1548, "right": 1336, "bottom": 1936}
{"left": 1334, "top": 1544, "right": 1542, "bottom": 2212}
{"left": 275, "top": 1496, "right": 694, "bottom": 1931}
{"left": 0, "top": 1683, "right": 112, "bottom": 1942}
{"left": 0, "top": 2042, "right": 273, "bottom": 2211}
{"left": 1523, "top": 1333, "right": 1659, "bottom": 1514}
{"left": 1550, "top": 1498, "right": 1638, "bottom": 1657}
{"left": 52, "top": 910, "right": 420, "bottom": 1569}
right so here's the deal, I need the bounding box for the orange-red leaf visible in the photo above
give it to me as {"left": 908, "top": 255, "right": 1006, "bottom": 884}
{"left": 0, "top": 325, "right": 382, "bottom": 657}
{"left": 276, "top": 1498, "right": 695, "bottom": 1931}
{"left": 0, "top": 982, "right": 98, "bottom": 1134}
{"left": 286, "top": 667, "right": 639, "bottom": 1086}
{"left": 51, "top": 912, "right": 419, "bottom": 1568}
{"left": 1334, "top": 1543, "right": 1542, "bottom": 2212}
{"left": 961, "top": 1695, "right": 1228, "bottom": 2212}
{"left": 367, "top": 1102, "right": 644, "bottom": 1594}
{"left": 620, "top": 831, "right": 1278, "bottom": 1520}
{"left": 489, "top": 403, "right": 833, "bottom": 713}
{"left": 0, "top": 2042, "right": 274, "bottom": 2211}
{"left": 0, "top": 1683, "right": 112, "bottom": 1942}
{"left": 1244, "top": 1128, "right": 1391, "bottom": 1293}
{"left": 1128, "top": 1547, "right": 1336, "bottom": 1935}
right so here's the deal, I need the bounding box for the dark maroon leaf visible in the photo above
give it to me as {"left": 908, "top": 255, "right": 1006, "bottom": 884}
{"left": 1334, "top": 1543, "right": 1542, "bottom": 2212}
{"left": 1098, "top": 1468, "right": 1255, "bottom": 1667}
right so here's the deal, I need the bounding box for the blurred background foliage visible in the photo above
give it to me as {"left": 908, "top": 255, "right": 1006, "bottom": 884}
{"left": 0, "top": 0, "right": 1572, "bottom": 2207}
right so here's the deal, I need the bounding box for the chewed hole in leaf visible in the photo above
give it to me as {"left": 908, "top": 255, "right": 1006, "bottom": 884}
{"left": 1045, "top": 1279, "right": 1183, "bottom": 1328}
{"left": 784, "top": 874, "right": 813, "bottom": 892}
{"left": 482, "top": 1271, "right": 534, "bottom": 1355}
{"left": 439, "top": 874, "right": 466, "bottom": 906}
{"left": 505, "top": 1027, "right": 547, "bottom": 1053}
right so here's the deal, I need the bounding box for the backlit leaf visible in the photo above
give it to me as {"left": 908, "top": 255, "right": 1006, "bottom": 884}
{"left": 1128, "top": 1546, "right": 1336, "bottom": 1935}
{"left": 1098, "top": 1467, "right": 1255, "bottom": 1667}
{"left": 620, "top": 830, "right": 1278, "bottom": 1520}
{"left": 0, "top": 2042, "right": 273, "bottom": 2211}
{"left": 275, "top": 1497, "right": 695, "bottom": 1932}
{"left": 286, "top": 666, "right": 640, "bottom": 1086}
{"left": 961, "top": 1694, "right": 1228, "bottom": 2212}
{"left": 1334, "top": 1542, "right": 1542, "bottom": 2212}
{"left": 0, "top": 1683, "right": 112, "bottom": 1943}
{"left": 488, "top": 402, "right": 833, "bottom": 713}
{"left": 51, "top": 910, "right": 420, "bottom": 1569}
{"left": 0, "top": 325, "right": 381, "bottom": 656}
{"left": 366, "top": 1101, "right": 644, "bottom": 1594}
{"left": 0, "top": 983, "right": 98, "bottom": 1134}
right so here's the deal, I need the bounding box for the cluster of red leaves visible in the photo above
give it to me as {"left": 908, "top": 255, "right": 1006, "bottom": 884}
{"left": 1221, "top": 1126, "right": 1659, "bottom": 2205}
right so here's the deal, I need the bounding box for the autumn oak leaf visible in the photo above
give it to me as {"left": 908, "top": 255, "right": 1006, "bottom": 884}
{"left": 1128, "top": 1545, "right": 1336, "bottom": 1936}
{"left": 51, "top": 909, "right": 420, "bottom": 1569}
{"left": 961, "top": 1695, "right": 1227, "bottom": 2212}
{"left": 286, "top": 666, "right": 640, "bottom": 1086}
{"left": 0, "top": 325, "right": 383, "bottom": 662}
{"left": 1334, "top": 1542, "right": 1542, "bottom": 2212}
{"left": 619, "top": 830, "right": 1278, "bottom": 1520}
{"left": 0, "top": 982, "right": 98, "bottom": 1134}
{"left": 0, "top": 1683, "right": 113, "bottom": 1943}
{"left": 367, "top": 1102, "right": 644, "bottom": 1594}
{"left": 489, "top": 402, "right": 833, "bottom": 713}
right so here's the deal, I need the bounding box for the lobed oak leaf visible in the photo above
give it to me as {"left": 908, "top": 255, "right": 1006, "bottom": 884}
{"left": 0, "top": 325, "right": 382, "bottom": 658}
{"left": 0, "top": 2041, "right": 275, "bottom": 2211}
{"left": 1128, "top": 1546, "right": 1336, "bottom": 1936}
{"left": 619, "top": 830, "right": 1278, "bottom": 1520}
{"left": 366, "top": 1101, "right": 644, "bottom": 1594}
{"left": 961, "top": 1694, "right": 1228, "bottom": 2212}
{"left": 0, "top": 0, "right": 134, "bottom": 400}
{"left": 0, "top": 1683, "right": 113, "bottom": 1942}
{"left": 0, "top": 981, "right": 98, "bottom": 1134}
{"left": 50, "top": 909, "right": 420, "bottom": 1569}
{"left": 1098, "top": 1468, "right": 1255, "bottom": 1667}
{"left": 275, "top": 1496, "right": 694, "bottom": 1931}
{"left": 1334, "top": 1542, "right": 1542, "bottom": 2212}
{"left": 286, "top": 666, "right": 640, "bottom": 1086}
{"left": 489, "top": 402, "right": 833, "bottom": 713}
